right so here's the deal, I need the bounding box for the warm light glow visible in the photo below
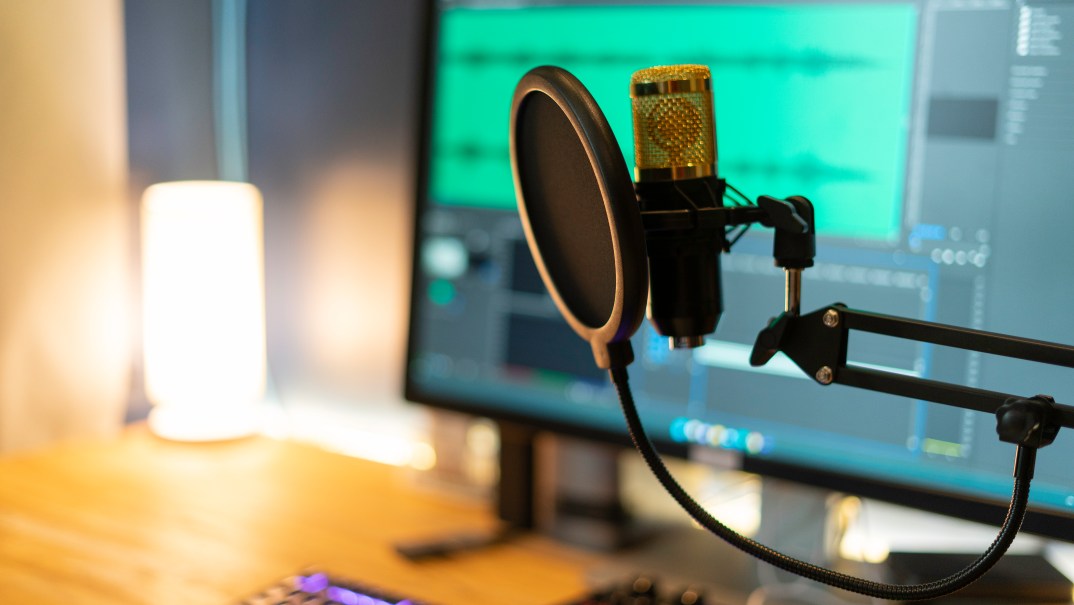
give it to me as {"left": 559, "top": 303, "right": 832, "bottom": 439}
{"left": 837, "top": 497, "right": 891, "bottom": 563}
{"left": 839, "top": 531, "right": 891, "bottom": 564}
{"left": 696, "top": 475, "right": 762, "bottom": 536}
{"left": 141, "top": 181, "right": 266, "bottom": 441}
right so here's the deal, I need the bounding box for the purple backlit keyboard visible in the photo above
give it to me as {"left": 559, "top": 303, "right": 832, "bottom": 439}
{"left": 239, "top": 571, "right": 426, "bottom": 605}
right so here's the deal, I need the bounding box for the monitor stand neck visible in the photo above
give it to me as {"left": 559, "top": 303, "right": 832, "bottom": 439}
{"left": 495, "top": 422, "right": 641, "bottom": 550}
{"left": 534, "top": 434, "right": 642, "bottom": 551}
{"left": 496, "top": 420, "right": 537, "bottom": 529}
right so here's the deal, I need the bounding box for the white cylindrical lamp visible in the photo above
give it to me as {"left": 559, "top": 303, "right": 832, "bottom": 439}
{"left": 141, "top": 180, "right": 267, "bottom": 441}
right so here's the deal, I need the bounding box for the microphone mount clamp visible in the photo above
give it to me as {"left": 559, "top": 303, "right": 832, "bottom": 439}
{"left": 637, "top": 182, "right": 817, "bottom": 315}
{"left": 637, "top": 183, "right": 809, "bottom": 246}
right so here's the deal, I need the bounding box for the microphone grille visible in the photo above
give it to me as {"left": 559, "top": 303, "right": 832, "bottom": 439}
{"left": 630, "top": 64, "right": 715, "bottom": 182}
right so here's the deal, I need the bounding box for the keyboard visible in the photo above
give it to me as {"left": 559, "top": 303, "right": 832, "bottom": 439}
{"left": 562, "top": 574, "right": 713, "bottom": 605}
{"left": 239, "top": 571, "right": 716, "bottom": 605}
{"left": 238, "top": 571, "right": 427, "bottom": 605}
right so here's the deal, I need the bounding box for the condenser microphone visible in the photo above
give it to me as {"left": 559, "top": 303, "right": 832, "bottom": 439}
{"left": 631, "top": 65, "right": 725, "bottom": 350}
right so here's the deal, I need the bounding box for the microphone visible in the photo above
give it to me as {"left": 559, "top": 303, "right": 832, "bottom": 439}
{"left": 631, "top": 65, "right": 725, "bottom": 349}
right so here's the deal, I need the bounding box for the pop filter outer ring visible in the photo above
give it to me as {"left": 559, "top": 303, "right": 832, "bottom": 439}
{"left": 510, "top": 66, "right": 648, "bottom": 370}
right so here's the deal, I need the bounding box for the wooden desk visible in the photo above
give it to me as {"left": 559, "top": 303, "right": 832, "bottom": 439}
{"left": 0, "top": 427, "right": 598, "bottom": 605}
{"left": 7, "top": 428, "right": 1063, "bottom": 605}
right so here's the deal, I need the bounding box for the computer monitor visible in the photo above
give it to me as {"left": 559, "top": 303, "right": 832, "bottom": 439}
{"left": 405, "top": 0, "right": 1074, "bottom": 542}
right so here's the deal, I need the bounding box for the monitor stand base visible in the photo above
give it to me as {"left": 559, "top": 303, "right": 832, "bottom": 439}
{"left": 885, "top": 551, "right": 1072, "bottom": 603}
{"left": 583, "top": 472, "right": 1072, "bottom": 604}
{"left": 585, "top": 475, "right": 872, "bottom": 603}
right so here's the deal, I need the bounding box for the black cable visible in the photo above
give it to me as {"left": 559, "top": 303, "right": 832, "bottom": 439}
{"left": 608, "top": 366, "right": 1034, "bottom": 602}
{"left": 722, "top": 189, "right": 746, "bottom": 207}
{"left": 726, "top": 223, "right": 752, "bottom": 248}
{"left": 725, "top": 181, "right": 755, "bottom": 206}
{"left": 726, "top": 190, "right": 751, "bottom": 207}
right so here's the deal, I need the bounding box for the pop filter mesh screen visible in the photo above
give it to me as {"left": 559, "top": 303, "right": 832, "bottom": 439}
{"left": 516, "top": 92, "right": 616, "bottom": 330}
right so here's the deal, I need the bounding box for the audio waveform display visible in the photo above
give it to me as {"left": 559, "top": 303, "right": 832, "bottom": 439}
{"left": 434, "top": 145, "right": 872, "bottom": 186}
{"left": 445, "top": 49, "right": 878, "bottom": 76}
{"left": 722, "top": 155, "right": 872, "bottom": 186}
{"left": 428, "top": 3, "right": 917, "bottom": 241}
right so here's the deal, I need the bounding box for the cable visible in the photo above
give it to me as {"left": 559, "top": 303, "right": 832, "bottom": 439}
{"left": 608, "top": 366, "right": 1034, "bottom": 601}
{"left": 723, "top": 189, "right": 747, "bottom": 207}
{"left": 725, "top": 182, "right": 755, "bottom": 206}
{"left": 726, "top": 223, "right": 752, "bottom": 248}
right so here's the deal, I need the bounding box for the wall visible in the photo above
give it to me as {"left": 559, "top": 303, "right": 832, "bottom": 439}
{"left": 125, "top": 0, "right": 424, "bottom": 421}
{"left": 0, "top": 1, "right": 131, "bottom": 451}
{"left": 245, "top": 1, "right": 422, "bottom": 407}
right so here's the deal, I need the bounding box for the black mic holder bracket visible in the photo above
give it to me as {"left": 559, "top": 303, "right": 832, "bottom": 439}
{"left": 733, "top": 190, "right": 1074, "bottom": 452}
{"left": 635, "top": 179, "right": 818, "bottom": 347}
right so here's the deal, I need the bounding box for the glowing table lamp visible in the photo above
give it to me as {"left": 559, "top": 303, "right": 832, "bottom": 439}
{"left": 141, "top": 181, "right": 267, "bottom": 441}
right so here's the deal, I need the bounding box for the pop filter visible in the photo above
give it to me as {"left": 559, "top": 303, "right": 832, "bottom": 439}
{"left": 510, "top": 66, "right": 647, "bottom": 370}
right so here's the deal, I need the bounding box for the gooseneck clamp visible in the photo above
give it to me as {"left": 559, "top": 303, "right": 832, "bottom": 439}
{"left": 615, "top": 191, "right": 1074, "bottom": 601}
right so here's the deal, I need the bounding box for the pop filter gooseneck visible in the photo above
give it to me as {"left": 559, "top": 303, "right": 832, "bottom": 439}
{"left": 510, "top": 66, "right": 648, "bottom": 369}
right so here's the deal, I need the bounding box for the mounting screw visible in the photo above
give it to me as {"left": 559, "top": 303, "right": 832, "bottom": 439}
{"left": 816, "top": 366, "right": 834, "bottom": 384}
{"left": 822, "top": 309, "right": 840, "bottom": 328}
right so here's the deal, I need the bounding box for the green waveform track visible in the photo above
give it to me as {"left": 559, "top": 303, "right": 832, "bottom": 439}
{"left": 429, "top": 3, "right": 917, "bottom": 241}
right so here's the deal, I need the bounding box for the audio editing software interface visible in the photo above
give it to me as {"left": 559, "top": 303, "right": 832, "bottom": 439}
{"left": 409, "top": 0, "right": 1074, "bottom": 513}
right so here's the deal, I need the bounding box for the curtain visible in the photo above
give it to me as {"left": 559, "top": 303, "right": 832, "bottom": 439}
{"left": 0, "top": 0, "right": 131, "bottom": 452}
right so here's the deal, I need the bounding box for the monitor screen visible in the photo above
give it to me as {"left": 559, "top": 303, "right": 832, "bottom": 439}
{"left": 406, "top": 0, "right": 1074, "bottom": 539}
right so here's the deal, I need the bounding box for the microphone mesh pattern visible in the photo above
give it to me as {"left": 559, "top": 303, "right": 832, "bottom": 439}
{"left": 630, "top": 65, "right": 715, "bottom": 181}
